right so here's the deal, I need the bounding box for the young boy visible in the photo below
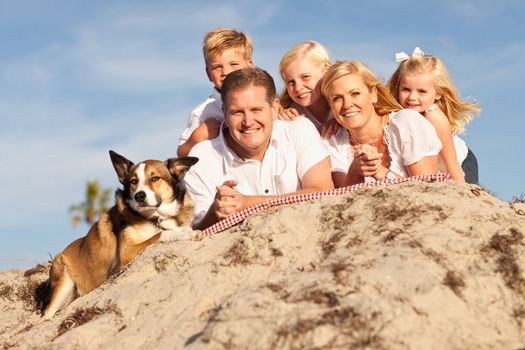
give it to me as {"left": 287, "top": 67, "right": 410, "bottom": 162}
{"left": 177, "top": 28, "right": 254, "bottom": 157}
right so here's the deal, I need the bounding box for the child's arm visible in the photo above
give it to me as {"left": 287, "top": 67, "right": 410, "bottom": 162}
{"left": 177, "top": 118, "right": 222, "bottom": 157}
{"left": 278, "top": 106, "right": 300, "bottom": 121}
{"left": 320, "top": 119, "right": 341, "bottom": 139}
{"left": 424, "top": 108, "right": 465, "bottom": 181}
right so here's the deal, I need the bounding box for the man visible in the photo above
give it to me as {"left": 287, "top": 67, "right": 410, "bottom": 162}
{"left": 184, "top": 67, "right": 334, "bottom": 230}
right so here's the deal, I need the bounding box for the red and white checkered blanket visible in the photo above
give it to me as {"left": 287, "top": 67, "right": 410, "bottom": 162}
{"left": 202, "top": 173, "right": 451, "bottom": 236}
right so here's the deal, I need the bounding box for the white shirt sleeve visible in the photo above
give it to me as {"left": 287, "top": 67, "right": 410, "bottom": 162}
{"left": 178, "top": 92, "right": 224, "bottom": 145}
{"left": 179, "top": 107, "right": 204, "bottom": 145}
{"left": 388, "top": 109, "right": 442, "bottom": 166}
{"left": 183, "top": 142, "right": 218, "bottom": 224}
{"left": 287, "top": 118, "right": 330, "bottom": 179}
{"left": 322, "top": 128, "right": 352, "bottom": 174}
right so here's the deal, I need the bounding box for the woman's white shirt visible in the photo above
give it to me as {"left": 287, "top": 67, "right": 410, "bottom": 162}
{"left": 322, "top": 109, "right": 442, "bottom": 180}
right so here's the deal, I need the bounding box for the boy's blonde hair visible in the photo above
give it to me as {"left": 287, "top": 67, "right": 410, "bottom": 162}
{"left": 322, "top": 60, "right": 403, "bottom": 116}
{"left": 202, "top": 28, "right": 253, "bottom": 65}
{"left": 278, "top": 41, "right": 331, "bottom": 108}
{"left": 387, "top": 54, "right": 480, "bottom": 133}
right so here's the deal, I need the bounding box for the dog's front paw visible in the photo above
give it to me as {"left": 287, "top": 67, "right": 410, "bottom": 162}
{"left": 190, "top": 230, "right": 204, "bottom": 241}
{"left": 159, "top": 226, "right": 198, "bottom": 242}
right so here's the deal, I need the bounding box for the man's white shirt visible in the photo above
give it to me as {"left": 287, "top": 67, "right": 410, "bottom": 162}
{"left": 184, "top": 117, "right": 329, "bottom": 224}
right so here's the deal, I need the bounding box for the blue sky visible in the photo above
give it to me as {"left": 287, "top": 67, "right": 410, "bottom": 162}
{"left": 1, "top": 0, "right": 524, "bottom": 271}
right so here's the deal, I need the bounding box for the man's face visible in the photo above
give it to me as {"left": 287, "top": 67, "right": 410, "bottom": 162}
{"left": 223, "top": 84, "right": 279, "bottom": 161}
{"left": 205, "top": 48, "right": 253, "bottom": 90}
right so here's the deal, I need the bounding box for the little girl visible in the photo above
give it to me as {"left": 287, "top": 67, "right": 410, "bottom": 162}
{"left": 387, "top": 47, "right": 480, "bottom": 183}
{"left": 278, "top": 41, "right": 338, "bottom": 137}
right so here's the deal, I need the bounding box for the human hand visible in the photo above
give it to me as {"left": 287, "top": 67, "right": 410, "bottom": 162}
{"left": 213, "top": 180, "right": 246, "bottom": 220}
{"left": 350, "top": 144, "right": 383, "bottom": 177}
{"left": 278, "top": 106, "right": 300, "bottom": 121}
{"left": 191, "top": 118, "right": 222, "bottom": 143}
{"left": 320, "top": 118, "right": 341, "bottom": 139}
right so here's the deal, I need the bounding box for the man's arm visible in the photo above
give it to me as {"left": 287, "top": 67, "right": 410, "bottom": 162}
{"left": 296, "top": 156, "right": 334, "bottom": 193}
{"left": 192, "top": 119, "right": 334, "bottom": 230}
{"left": 206, "top": 157, "right": 334, "bottom": 226}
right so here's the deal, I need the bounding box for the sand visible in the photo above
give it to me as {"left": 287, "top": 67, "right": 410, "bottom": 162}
{"left": 1, "top": 180, "right": 525, "bottom": 349}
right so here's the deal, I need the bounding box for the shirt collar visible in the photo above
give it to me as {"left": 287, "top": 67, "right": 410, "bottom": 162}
{"left": 218, "top": 120, "right": 281, "bottom": 170}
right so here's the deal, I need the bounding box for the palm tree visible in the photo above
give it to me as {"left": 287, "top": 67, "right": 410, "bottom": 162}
{"left": 69, "top": 180, "right": 113, "bottom": 227}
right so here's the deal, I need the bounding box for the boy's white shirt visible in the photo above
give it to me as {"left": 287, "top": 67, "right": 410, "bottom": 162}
{"left": 178, "top": 89, "right": 224, "bottom": 146}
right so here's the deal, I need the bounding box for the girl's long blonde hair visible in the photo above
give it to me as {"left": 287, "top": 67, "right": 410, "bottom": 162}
{"left": 278, "top": 41, "right": 331, "bottom": 108}
{"left": 322, "top": 60, "right": 403, "bottom": 116}
{"left": 387, "top": 54, "right": 480, "bottom": 133}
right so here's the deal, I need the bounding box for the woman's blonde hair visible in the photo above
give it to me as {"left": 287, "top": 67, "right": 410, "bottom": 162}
{"left": 386, "top": 54, "right": 480, "bottom": 133}
{"left": 322, "top": 60, "right": 402, "bottom": 116}
{"left": 278, "top": 41, "right": 331, "bottom": 107}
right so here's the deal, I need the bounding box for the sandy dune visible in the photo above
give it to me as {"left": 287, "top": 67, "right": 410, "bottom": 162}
{"left": 1, "top": 180, "right": 525, "bottom": 349}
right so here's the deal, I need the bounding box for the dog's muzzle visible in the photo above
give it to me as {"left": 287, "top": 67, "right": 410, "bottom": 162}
{"left": 135, "top": 191, "right": 147, "bottom": 203}
{"left": 131, "top": 190, "right": 161, "bottom": 210}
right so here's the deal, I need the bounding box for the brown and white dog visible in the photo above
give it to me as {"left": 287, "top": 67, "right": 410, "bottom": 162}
{"left": 42, "top": 150, "right": 199, "bottom": 320}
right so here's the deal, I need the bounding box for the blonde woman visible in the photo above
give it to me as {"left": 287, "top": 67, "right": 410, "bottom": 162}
{"left": 321, "top": 60, "right": 442, "bottom": 187}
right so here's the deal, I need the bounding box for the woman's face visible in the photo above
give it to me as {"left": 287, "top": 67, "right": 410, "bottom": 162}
{"left": 327, "top": 73, "right": 377, "bottom": 131}
{"left": 282, "top": 58, "right": 325, "bottom": 107}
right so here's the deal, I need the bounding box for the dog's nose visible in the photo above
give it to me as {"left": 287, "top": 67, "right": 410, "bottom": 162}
{"left": 134, "top": 191, "right": 146, "bottom": 203}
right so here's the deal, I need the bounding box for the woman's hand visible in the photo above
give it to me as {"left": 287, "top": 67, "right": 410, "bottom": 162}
{"left": 350, "top": 144, "right": 383, "bottom": 177}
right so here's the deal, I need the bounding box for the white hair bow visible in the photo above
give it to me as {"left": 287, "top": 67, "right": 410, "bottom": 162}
{"left": 395, "top": 47, "right": 425, "bottom": 62}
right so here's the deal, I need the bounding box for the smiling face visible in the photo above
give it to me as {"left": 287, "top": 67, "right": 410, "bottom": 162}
{"left": 326, "top": 73, "right": 378, "bottom": 131}
{"left": 205, "top": 48, "right": 253, "bottom": 90}
{"left": 223, "top": 84, "right": 279, "bottom": 160}
{"left": 398, "top": 72, "right": 440, "bottom": 114}
{"left": 282, "top": 58, "right": 326, "bottom": 108}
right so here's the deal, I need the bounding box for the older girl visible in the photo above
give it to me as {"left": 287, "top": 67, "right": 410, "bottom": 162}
{"left": 279, "top": 41, "right": 338, "bottom": 137}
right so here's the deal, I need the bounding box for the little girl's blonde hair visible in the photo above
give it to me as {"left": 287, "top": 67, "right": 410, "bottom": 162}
{"left": 278, "top": 41, "right": 331, "bottom": 108}
{"left": 322, "top": 60, "right": 403, "bottom": 116}
{"left": 387, "top": 52, "right": 480, "bottom": 133}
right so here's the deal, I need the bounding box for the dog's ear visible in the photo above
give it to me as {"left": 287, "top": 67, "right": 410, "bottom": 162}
{"left": 109, "top": 150, "right": 134, "bottom": 185}
{"left": 165, "top": 157, "right": 199, "bottom": 180}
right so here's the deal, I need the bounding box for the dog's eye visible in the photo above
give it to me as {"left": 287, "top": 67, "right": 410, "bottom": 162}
{"left": 151, "top": 176, "right": 160, "bottom": 182}
{"left": 130, "top": 179, "right": 138, "bottom": 185}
